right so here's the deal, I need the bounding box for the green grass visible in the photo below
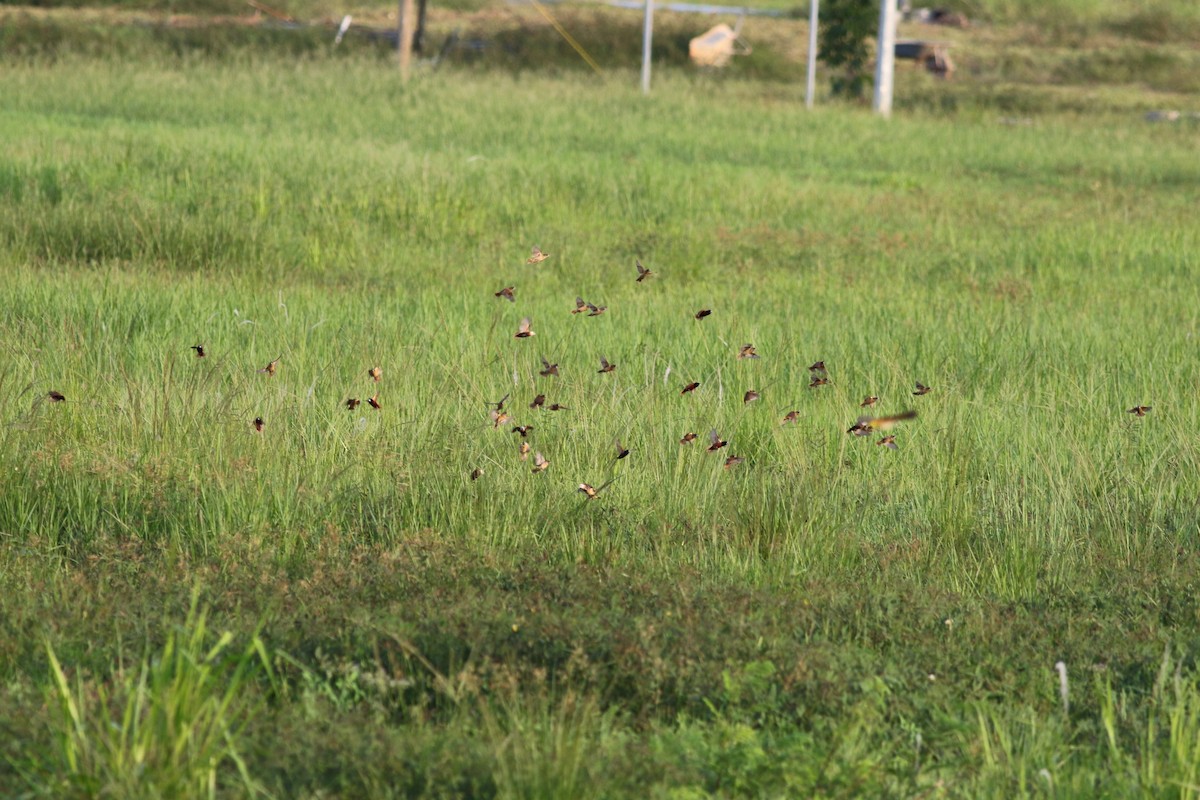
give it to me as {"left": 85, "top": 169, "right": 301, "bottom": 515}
{"left": 2, "top": 53, "right": 1200, "bottom": 797}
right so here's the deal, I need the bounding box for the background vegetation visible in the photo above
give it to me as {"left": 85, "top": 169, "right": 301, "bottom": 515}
{"left": 1, "top": 0, "right": 1199, "bottom": 795}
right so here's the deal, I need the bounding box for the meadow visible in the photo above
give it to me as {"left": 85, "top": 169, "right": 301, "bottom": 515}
{"left": 1, "top": 30, "right": 1200, "bottom": 798}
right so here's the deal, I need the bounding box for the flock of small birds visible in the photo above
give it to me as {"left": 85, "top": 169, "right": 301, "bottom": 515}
{"left": 35, "top": 243, "right": 1153, "bottom": 500}
{"left": 487, "top": 247, "right": 941, "bottom": 498}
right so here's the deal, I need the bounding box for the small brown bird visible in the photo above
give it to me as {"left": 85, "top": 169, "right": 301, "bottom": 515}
{"left": 695, "top": 309, "right": 712, "bottom": 320}
{"left": 367, "top": 394, "right": 381, "bottom": 410}
{"left": 527, "top": 246, "right": 550, "bottom": 264}
{"left": 514, "top": 317, "right": 535, "bottom": 338}
{"left": 345, "top": 398, "right": 360, "bottom": 411}
{"left": 490, "top": 409, "right": 510, "bottom": 429}
{"left": 530, "top": 394, "right": 545, "bottom": 410}
{"left": 571, "top": 297, "right": 587, "bottom": 315}
{"left": 470, "top": 467, "right": 484, "bottom": 481}
{"left": 808, "top": 361, "right": 826, "bottom": 373}
{"left": 586, "top": 302, "right": 607, "bottom": 317}
{"left": 539, "top": 357, "right": 559, "bottom": 377}
{"left": 578, "top": 478, "right": 615, "bottom": 499}
{"left": 1127, "top": 406, "right": 1151, "bottom": 417}
{"left": 614, "top": 439, "right": 630, "bottom": 460}
{"left": 368, "top": 366, "right": 382, "bottom": 382}
{"left": 707, "top": 429, "right": 727, "bottom": 452}
{"left": 877, "top": 435, "right": 898, "bottom": 450}
{"left": 857, "top": 410, "right": 917, "bottom": 432}
{"left": 519, "top": 441, "right": 532, "bottom": 460}
{"left": 531, "top": 451, "right": 549, "bottom": 473}
{"left": 743, "top": 390, "right": 760, "bottom": 404}
{"left": 847, "top": 422, "right": 872, "bottom": 437}
{"left": 489, "top": 393, "right": 510, "bottom": 411}
{"left": 512, "top": 425, "right": 533, "bottom": 438}
{"left": 495, "top": 286, "right": 515, "bottom": 302}
{"left": 724, "top": 455, "right": 744, "bottom": 470}
{"left": 47, "top": 390, "right": 66, "bottom": 402}
{"left": 681, "top": 381, "right": 701, "bottom": 395}
{"left": 258, "top": 355, "right": 282, "bottom": 376}
{"left": 809, "top": 376, "right": 829, "bottom": 389}
{"left": 781, "top": 411, "right": 800, "bottom": 426}
{"left": 547, "top": 403, "right": 569, "bottom": 411}
{"left": 598, "top": 356, "right": 616, "bottom": 374}
{"left": 860, "top": 396, "right": 878, "bottom": 408}
{"left": 737, "top": 344, "right": 759, "bottom": 360}
{"left": 253, "top": 416, "right": 264, "bottom": 432}
{"left": 913, "top": 381, "right": 931, "bottom": 396}
{"left": 190, "top": 344, "right": 206, "bottom": 358}
{"left": 636, "top": 260, "right": 653, "bottom": 282}
{"left": 680, "top": 432, "right": 698, "bottom": 444}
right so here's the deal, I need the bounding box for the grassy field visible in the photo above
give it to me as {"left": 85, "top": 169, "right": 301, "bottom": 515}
{"left": 2, "top": 37, "right": 1200, "bottom": 799}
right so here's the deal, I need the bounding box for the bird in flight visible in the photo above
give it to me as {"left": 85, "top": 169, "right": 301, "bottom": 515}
{"left": 527, "top": 246, "right": 550, "bottom": 264}
{"left": 598, "top": 356, "right": 616, "bottom": 374}
{"left": 514, "top": 317, "right": 535, "bottom": 338}
{"left": 636, "top": 260, "right": 653, "bottom": 282}
{"left": 258, "top": 355, "right": 282, "bottom": 376}
{"left": 495, "top": 286, "right": 515, "bottom": 302}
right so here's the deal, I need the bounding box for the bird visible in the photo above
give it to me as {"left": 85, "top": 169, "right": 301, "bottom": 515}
{"left": 571, "top": 297, "right": 588, "bottom": 315}
{"left": 512, "top": 425, "right": 533, "bottom": 438}
{"left": 781, "top": 411, "right": 800, "bottom": 425}
{"left": 578, "top": 478, "right": 615, "bottom": 499}
{"left": 190, "top": 344, "right": 206, "bottom": 358}
{"left": 614, "top": 438, "right": 630, "bottom": 460}
{"left": 345, "top": 398, "right": 360, "bottom": 411}
{"left": 913, "top": 381, "right": 931, "bottom": 396}
{"left": 527, "top": 246, "right": 550, "bottom": 264}
{"left": 724, "top": 455, "right": 744, "bottom": 469}
{"left": 1127, "top": 406, "right": 1151, "bottom": 417}
{"left": 856, "top": 410, "right": 917, "bottom": 432}
{"left": 707, "top": 429, "right": 727, "bottom": 452}
{"left": 743, "top": 390, "right": 760, "bottom": 404}
{"left": 809, "top": 376, "right": 829, "bottom": 388}
{"left": 808, "top": 361, "right": 826, "bottom": 373}
{"left": 877, "top": 435, "right": 898, "bottom": 450}
{"left": 695, "top": 309, "right": 712, "bottom": 320}
{"left": 598, "top": 356, "right": 616, "bottom": 374}
{"left": 367, "top": 394, "right": 381, "bottom": 410}
{"left": 680, "top": 432, "right": 698, "bottom": 444}
{"left": 681, "top": 382, "right": 700, "bottom": 395}
{"left": 490, "top": 409, "right": 510, "bottom": 429}
{"left": 860, "top": 396, "right": 878, "bottom": 408}
{"left": 495, "top": 286, "right": 515, "bottom": 302}
{"left": 539, "top": 357, "right": 559, "bottom": 377}
{"left": 514, "top": 317, "right": 535, "bottom": 338}
{"left": 586, "top": 302, "right": 607, "bottom": 317}
{"left": 519, "top": 441, "right": 531, "bottom": 460}
{"left": 737, "top": 344, "right": 759, "bottom": 360}
{"left": 47, "top": 390, "right": 66, "bottom": 402}
{"left": 531, "top": 451, "right": 549, "bottom": 473}
{"left": 530, "top": 394, "right": 545, "bottom": 410}
{"left": 253, "top": 416, "right": 264, "bottom": 432}
{"left": 846, "top": 422, "right": 872, "bottom": 437}
{"left": 470, "top": 467, "right": 484, "bottom": 481}
{"left": 547, "top": 403, "right": 569, "bottom": 411}
{"left": 258, "top": 355, "right": 282, "bottom": 376}
{"left": 368, "top": 366, "right": 382, "bottom": 382}
{"left": 636, "top": 260, "right": 653, "bottom": 282}
{"left": 489, "top": 394, "right": 510, "bottom": 411}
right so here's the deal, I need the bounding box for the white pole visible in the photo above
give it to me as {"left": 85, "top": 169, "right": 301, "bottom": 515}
{"left": 873, "top": 0, "right": 897, "bottom": 116}
{"left": 805, "top": 0, "right": 818, "bottom": 109}
{"left": 641, "top": 0, "right": 654, "bottom": 95}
